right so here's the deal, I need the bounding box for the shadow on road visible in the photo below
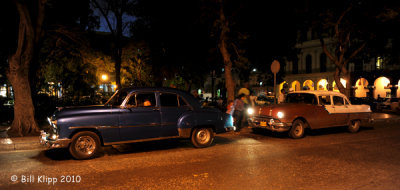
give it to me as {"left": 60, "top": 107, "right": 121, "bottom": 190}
{"left": 249, "top": 126, "right": 374, "bottom": 138}
{"left": 34, "top": 135, "right": 236, "bottom": 161}
{"left": 43, "top": 148, "right": 73, "bottom": 161}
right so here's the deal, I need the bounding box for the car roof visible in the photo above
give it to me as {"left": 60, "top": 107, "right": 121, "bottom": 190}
{"left": 119, "top": 87, "right": 202, "bottom": 109}
{"left": 120, "top": 87, "right": 185, "bottom": 94}
{"left": 288, "top": 90, "right": 347, "bottom": 97}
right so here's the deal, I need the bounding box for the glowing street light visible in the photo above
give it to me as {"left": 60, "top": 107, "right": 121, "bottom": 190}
{"left": 101, "top": 74, "right": 108, "bottom": 81}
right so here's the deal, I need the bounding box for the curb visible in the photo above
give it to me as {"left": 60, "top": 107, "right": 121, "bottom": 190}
{"left": 0, "top": 136, "right": 45, "bottom": 153}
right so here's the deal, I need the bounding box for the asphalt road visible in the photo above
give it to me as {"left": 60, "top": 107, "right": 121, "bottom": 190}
{"left": 1, "top": 121, "right": 400, "bottom": 190}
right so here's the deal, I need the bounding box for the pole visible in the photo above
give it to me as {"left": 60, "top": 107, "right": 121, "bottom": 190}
{"left": 274, "top": 73, "right": 277, "bottom": 104}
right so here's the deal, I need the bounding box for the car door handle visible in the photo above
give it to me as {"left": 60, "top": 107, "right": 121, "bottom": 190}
{"left": 153, "top": 108, "right": 160, "bottom": 111}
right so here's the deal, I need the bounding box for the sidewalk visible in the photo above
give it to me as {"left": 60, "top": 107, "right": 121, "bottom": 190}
{"left": 0, "top": 112, "right": 399, "bottom": 153}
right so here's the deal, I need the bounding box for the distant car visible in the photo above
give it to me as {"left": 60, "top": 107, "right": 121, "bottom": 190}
{"left": 40, "top": 87, "right": 233, "bottom": 159}
{"left": 377, "top": 98, "right": 399, "bottom": 110}
{"left": 349, "top": 97, "right": 377, "bottom": 111}
{"left": 255, "top": 96, "right": 275, "bottom": 106}
{"left": 247, "top": 91, "right": 373, "bottom": 138}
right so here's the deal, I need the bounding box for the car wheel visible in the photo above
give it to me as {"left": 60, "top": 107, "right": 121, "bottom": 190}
{"left": 69, "top": 131, "right": 101, "bottom": 160}
{"left": 289, "top": 120, "right": 305, "bottom": 139}
{"left": 191, "top": 128, "right": 214, "bottom": 148}
{"left": 348, "top": 120, "right": 360, "bottom": 133}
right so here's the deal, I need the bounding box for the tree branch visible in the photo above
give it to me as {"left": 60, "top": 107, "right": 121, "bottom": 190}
{"left": 335, "top": 5, "right": 352, "bottom": 45}
{"left": 91, "top": 0, "right": 115, "bottom": 36}
{"left": 35, "top": 0, "right": 47, "bottom": 44}
{"left": 320, "top": 38, "right": 336, "bottom": 63}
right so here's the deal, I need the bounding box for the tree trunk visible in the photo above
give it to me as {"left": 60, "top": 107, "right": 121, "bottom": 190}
{"left": 6, "top": 0, "right": 44, "bottom": 137}
{"left": 7, "top": 57, "right": 39, "bottom": 136}
{"left": 219, "top": 2, "right": 235, "bottom": 102}
{"left": 220, "top": 42, "right": 235, "bottom": 102}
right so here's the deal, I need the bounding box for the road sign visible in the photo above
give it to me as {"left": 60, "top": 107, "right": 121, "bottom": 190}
{"left": 271, "top": 60, "right": 280, "bottom": 104}
{"left": 271, "top": 60, "right": 280, "bottom": 74}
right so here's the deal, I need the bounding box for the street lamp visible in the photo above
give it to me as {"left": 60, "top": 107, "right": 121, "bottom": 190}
{"left": 101, "top": 74, "right": 108, "bottom": 81}
{"left": 101, "top": 74, "right": 109, "bottom": 95}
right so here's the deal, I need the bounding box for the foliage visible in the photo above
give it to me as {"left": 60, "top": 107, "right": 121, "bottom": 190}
{"left": 121, "top": 41, "right": 153, "bottom": 87}
{"left": 90, "top": 0, "right": 137, "bottom": 90}
{"left": 131, "top": 0, "right": 213, "bottom": 88}
{"left": 39, "top": 27, "right": 98, "bottom": 99}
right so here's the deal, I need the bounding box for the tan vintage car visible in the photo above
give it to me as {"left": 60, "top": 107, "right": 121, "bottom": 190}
{"left": 247, "top": 91, "right": 373, "bottom": 138}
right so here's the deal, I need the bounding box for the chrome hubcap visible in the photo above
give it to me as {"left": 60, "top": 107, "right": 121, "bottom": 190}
{"left": 196, "top": 129, "right": 210, "bottom": 144}
{"left": 294, "top": 124, "right": 303, "bottom": 136}
{"left": 75, "top": 136, "right": 96, "bottom": 155}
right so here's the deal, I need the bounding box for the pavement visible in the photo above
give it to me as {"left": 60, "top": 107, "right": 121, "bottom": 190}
{"left": 0, "top": 112, "right": 399, "bottom": 153}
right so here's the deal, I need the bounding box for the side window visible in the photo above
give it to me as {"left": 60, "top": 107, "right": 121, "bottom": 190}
{"left": 137, "top": 93, "right": 156, "bottom": 107}
{"left": 344, "top": 98, "right": 350, "bottom": 105}
{"left": 319, "top": 95, "right": 331, "bottom": 105}
{"left": 126, "top": 93, "right": 137, "bottom": 107}
{"left": 127, "top": 92, "right": 156, "bottom": 107}
{"left": 160, "top": 93, "right": 179, "bottom": 107}
{"left": 178, "top": 96, "right": 188, "bottom": 106}
{"left": 333, "top": 96, "right": 344, "bottom": 106}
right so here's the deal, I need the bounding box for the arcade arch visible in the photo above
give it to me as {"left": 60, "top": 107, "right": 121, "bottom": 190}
{"left": 303, "top": 80, "right": 314, "bottom": 90}
{"left": 291, "top": 81, "right": 301, "bottom": 92}
{"left": 374, "top": 77, "right": 390, "bottom": 99}
{"left": 355, "top": 78, "right": 369, "bottom": 97}
{"left": 332, "top": 78, "right": 347, "bottom": 92}
{"left": 317, "top": 79, "right": 328, "bottom": 90}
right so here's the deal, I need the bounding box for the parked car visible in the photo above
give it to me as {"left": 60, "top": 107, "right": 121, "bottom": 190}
{"left": 40, "top": 87, "right": 233, "bottom": 159}
{"left": 255, "top": 95, "right": 275, "bottom": 106}
{"left": 349, "top": 97, "right": 378, "bottom": 111}
{"left": 247, "top": 91, "right": 372, "bottom": 138}
{"left": 377, "top": 98, "right": 399, "bottom": 110}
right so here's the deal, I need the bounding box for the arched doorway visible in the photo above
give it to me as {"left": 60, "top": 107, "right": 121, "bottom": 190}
{"left": 291, "top": 81, "right": 301, "bottom": 92}
{"left": 355, "top": 78, "right": 369, "bottom": 97}
{"left": 332, "top": 78, "right": 347, "bottom": 92}
{"left": 278, "top": 81, "right": 288, "bottom": 102}
{"left": 398, "top": 80, "right": 400, "bottom": 98}
{"left": 317, "top": 79, "right": 328, "bottom": 90}
{"left": 303, "top": 80, "right": 314, "bottom": 90}
{"left": 374, "top": 77, "right": 390, "bottom": 99}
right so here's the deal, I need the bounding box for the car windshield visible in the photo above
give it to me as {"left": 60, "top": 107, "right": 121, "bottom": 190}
{"left": 105, "top": 90, "right": 129, "bottom": 106}
{"left": 286, "top": 93, "right": 317, "bottom": 105}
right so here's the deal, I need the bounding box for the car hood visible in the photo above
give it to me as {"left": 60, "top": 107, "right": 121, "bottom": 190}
{"left": 52, "top": 105, "right": 112, "bottom": 119}
{"left": 254, "top": 103, "right": 306, "bottom": 116}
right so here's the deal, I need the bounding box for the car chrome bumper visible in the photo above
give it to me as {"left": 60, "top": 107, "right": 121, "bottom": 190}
{"left": 39, "top": 130, "right": 71, "bottom": 148}
{"left": 225, "top": 126, "right": 236, "bottom": 131}
{"left": 248, "top": 117, "right": 291, "bottom": 132}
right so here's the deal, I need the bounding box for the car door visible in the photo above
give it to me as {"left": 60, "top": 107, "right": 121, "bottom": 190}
{"left": 159, "top": 92, "right": 191, "bottom": 137}
{"left": 118, "top": 92, "right": 161, "bottom": 141}
{"left": 332, "top": 95, "right": 349, "bottom": 125}
{"left": 311, "top": 95, "right": 336, "bottom": 128}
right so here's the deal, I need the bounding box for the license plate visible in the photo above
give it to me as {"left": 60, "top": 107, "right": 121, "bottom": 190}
{"left": 260, "top": 121, "right": 267, "bottom": 127}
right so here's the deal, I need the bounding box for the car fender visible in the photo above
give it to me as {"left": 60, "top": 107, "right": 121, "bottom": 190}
{"left": 177, "top": 112, "right": 197, "bottom": 138}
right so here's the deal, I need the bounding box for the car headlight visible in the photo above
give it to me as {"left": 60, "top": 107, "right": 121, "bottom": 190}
{"left": 47, "top": 117, "right": 57, "bottom": 128}
{"left": 277, "top": 111, "right": 284, "bottom": 119}
{"left": 247, "top": 108, "right": 255, "bottom": 115}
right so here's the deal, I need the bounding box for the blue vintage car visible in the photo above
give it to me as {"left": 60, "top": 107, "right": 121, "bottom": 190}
{"left": 40, "top": 87, "right": 233, "bottom": 159}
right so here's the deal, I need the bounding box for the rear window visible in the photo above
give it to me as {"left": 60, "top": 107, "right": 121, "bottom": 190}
{"left": 286, "top": 93, "right": 317, "bottom": 105}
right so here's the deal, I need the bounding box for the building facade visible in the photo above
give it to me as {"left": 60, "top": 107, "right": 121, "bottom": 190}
{"left": 283, "top": 37, "right": 400, "bottom": 100}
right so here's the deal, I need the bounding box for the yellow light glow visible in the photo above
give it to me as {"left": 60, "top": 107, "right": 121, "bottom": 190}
{"left": 317, "top": 79, "right": 328, "bottom": 90}
{"left": 303, "top": 80, "right": 314, "bottom": 90}
{"left": 101, "top": 74, "right": 108, "bottom": 81}
{"left": 373, "top": 77, "right": 391, "bottom": 99}
{"left": 340, "top": 78, "right": 346, "bottom": 87}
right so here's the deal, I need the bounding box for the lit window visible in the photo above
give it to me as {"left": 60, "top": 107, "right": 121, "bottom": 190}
{"left": 376, "top": 57, "right": 383, "bottom": 69}
{"left": 0, "top": 86, "right": 6, "bottom": 97}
